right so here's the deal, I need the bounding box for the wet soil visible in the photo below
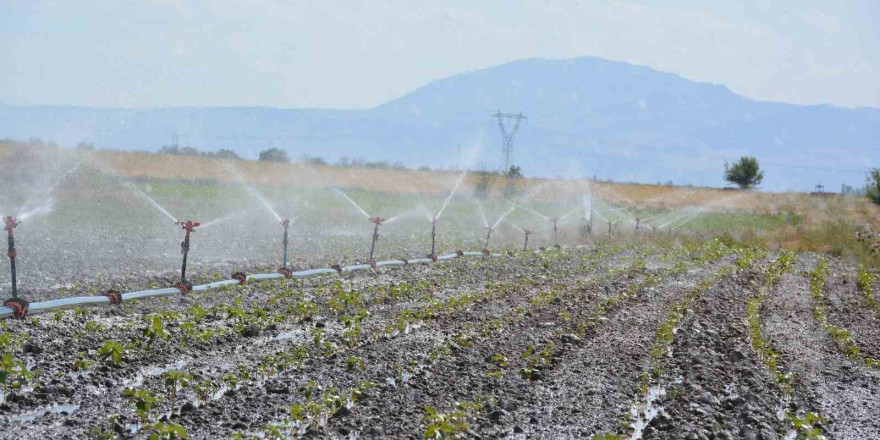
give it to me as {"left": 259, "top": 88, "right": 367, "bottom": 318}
{"left": 1, "top": 246, "right": 879, "bottom": 440}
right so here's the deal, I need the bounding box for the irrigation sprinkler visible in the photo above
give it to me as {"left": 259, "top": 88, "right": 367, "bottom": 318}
{"left": 635, "top": 217, "right": 641, "bottom": 232}
{"left": 279, "top": 218, "right": 291, "bottom": 274}
{"left": 368, "top": 217, "right": 386, "bottom": 263}
{"left": 522, "top": 228, "right": 532, "bottom": 251}
{"left": 549, "top": 217, "right": 560, "bottom": 248}
{"left": 2, "top": 216, "right": 27, "bottom": 318}
{"left": 483, "top": 226, "right": 494, "bottom": 251}
{"left": 176, "top": 220, "right": 200, "bottom": 292}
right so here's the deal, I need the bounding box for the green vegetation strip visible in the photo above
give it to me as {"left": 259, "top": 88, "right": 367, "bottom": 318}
{"left": 810, "top": 260, "right": 880, "bottom": 368}
{"left": 746, "top": 252, "right": 827, "bottom": 439}
{"left": 856, "top": 265, "right": 880, "bottom": 320}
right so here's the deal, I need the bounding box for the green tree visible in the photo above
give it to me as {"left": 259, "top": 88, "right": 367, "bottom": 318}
{"left": 724, "top": 157, "right": 764, "bottom": 189}
{"left": 504, "top": 166, "right": 523, "bottom": 198}
{"left": 473, "top": 170, "right": 495, "bottom": 200}
{"left": 258, "top": 148, "right": 290, "bottom": 163}
{"left": 866, "top": 168, "right": 880, "bottom": 204}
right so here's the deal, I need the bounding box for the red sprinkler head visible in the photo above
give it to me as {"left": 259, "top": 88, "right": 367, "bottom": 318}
{"left": 281, "top": 218, "right": 290, "bottom": 228}
{"left": 523, "top": 228, "right": 532, "bottom": 236}
{"left": 3, "top": 217, "right": 20, "bottom": 237}
{"left": 370, "top": 217, "right": 386, "bottom": 226}
{"left": 176, "top": 220, "right": 200, "bottom": 233}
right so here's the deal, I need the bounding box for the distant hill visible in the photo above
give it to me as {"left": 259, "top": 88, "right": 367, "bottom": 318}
{"left": 2, "top": 56, "right": 878, "bottom": 191}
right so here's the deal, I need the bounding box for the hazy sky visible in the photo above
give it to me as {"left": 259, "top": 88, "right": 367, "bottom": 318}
{"left": 2, "top": 0, "right": 878, "bottom": 109}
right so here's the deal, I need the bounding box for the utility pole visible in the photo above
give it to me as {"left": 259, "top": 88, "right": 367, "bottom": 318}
{"left": 491, "top": 111, "right": 527, "bottom": 171}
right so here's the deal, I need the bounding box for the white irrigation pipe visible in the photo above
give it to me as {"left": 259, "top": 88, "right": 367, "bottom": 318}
{"left": 0, "top": 250, "right": 509, "bottom": 319}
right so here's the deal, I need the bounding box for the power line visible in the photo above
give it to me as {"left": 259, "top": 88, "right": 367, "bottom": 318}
{"left": 491, "top": 111, "right": 527, "bottom": 171}
{"left": 759, "top": 160, "right": 869, "bottom": 174}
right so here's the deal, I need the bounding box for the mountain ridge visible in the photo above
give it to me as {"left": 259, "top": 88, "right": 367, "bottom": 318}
{"left": 1, "top": 56, "right": 877, "bottom": 191}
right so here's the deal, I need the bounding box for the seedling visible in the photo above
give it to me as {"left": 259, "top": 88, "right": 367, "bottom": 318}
{"left": 124, "top": 388, "right": 161, "bottom": 424}
{"left": 142, "top": 314, "right": 169, "bottom": 345}
{"left": 98, "top": 341, "right": 124, "bottom": 366}
{"left": 0, "top": 353, "right": 34, "bottom": 401}
{"left": 163, "top": 370, "right": 193, "bottom": 411}
{"left": 144, "top": 422, "right": 188, "bottom": 440}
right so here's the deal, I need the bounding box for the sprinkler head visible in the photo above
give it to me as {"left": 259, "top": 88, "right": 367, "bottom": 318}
{"left": 176, "top": 220, "right": 200, "bottom": 232}
{"left": 523, "top": 228, "right": 532, "bottom": 236}
{"left": 370, "top": 217, "right": 386, "bottom": 226}
{"left": 3, "top": 216, "right": 20, "bottom": 236}
{"left": 281, "top": 218, "right": 290, "bottom": 228}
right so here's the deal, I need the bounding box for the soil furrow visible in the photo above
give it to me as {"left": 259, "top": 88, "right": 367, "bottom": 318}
{"left": 763, "top": 256, "right": 880, "bottom": 440}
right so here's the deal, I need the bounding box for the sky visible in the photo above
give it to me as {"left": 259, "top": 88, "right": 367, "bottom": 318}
{"left": 2, "top": 0, "right": 879, "bottom": 109}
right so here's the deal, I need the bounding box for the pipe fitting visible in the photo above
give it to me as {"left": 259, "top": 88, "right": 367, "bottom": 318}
{"left": 232, "top": 272, "right": 247, "bottom": 285}
{"left": 331, "top": 264, "right": 343, "bottom": 274}
{"left": 176, "top": 281, "right": 193, "bottom": 294}
{"left": 103, "top": 290, "right": 122, "bottom": 305}
{"left": 277, "top": 268, "right": 292, "bottom": 279}
{"left": 3, "top": 298, "right": 29, "bottom": 319}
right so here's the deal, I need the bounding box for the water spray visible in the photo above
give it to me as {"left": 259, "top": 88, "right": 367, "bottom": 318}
{"left": 176, "top": 220, "right": 200, "bottom": 292}
{"left": 2, "top": 216, "right": 27, "bottom": 318}
{"left": 368, "top": 217, "right": 386, "bottom": 263}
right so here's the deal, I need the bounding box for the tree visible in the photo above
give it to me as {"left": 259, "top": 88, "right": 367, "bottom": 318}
{"left": 866, "top": 169, "right": 880, "bottom": 204}
{"left": 213, "top": 149, "right": 240, "bottom": 160}
{"left": 724, "top": 157, "right": 763, "bottom": 189}
{"left": 473, "top": 170, "right": 495, "bottom": 200}
{"left": 504, "top": 166, "right": 523, "bottom": 198}
{"left": 258, "top": 148, "right": 290, "bottom": 163}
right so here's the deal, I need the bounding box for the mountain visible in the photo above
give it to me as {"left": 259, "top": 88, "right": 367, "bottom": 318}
{"left": 2, "top": 56, "right": 878, "bottom": 191}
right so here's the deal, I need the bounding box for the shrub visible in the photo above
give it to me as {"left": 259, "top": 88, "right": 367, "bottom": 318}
{"left": 866, "top": 168, "right": 880, "bottom": 204}
{"left": 259, "top": 148, "right": 290, "bottom": 163}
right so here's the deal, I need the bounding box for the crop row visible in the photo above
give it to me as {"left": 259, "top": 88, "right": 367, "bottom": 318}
{"left": 236, "top": 246, "right": 696, "bottom": 439}
{"left": 810, "top": 260, "right": 880, "bottom": 368}
{"left": 743, "top": 252, "right": 828, "bottom": 439}
{"left": 590, "top": 241, "right": 747, "bottom": 439}
{"left": 80, "top": 246, "right": 647, "bottom": 438}
{"left": 404, "top": 241, "right": 730, "bottom": 439}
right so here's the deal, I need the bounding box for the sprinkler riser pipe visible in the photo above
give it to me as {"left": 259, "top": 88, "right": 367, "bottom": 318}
{"left": 523, "top": 234, "right": 529, "bottom": 251}
{"left": 430, "top": 221, "right": 436, "bottom": 256}
{"left": 4, "top": 217, "right": 20, "bottom": 299}
{"left": 484, "top": 229, "right": 492, "bottom": 250}
{"left": 369, "top": 223, "right": 380, "bottom": 262}
{"left": 7, "top": 235, "right": 16, "bottom": 299}
{"left": 180, "top": 233, "right": 190, "bottom": 283}
{"left": 282, "top": 223, "right": 289, "bottom": 269}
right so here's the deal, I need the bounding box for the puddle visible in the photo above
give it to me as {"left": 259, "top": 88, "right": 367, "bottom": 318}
{"left": 629, "top": 377, "right": 682, "bottom": 440}
{"left": 10, "top": 404, "right": 80, "bottom": 422}
{"left": 124, "top": 360, "right": 189, "bottom": 389}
